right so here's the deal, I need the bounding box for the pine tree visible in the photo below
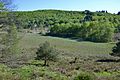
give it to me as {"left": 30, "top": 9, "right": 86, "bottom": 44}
{"left": 110, "top": 40, "right": 120, "bottom": 57}
{"left": 36, "top": 41, "right": 58, "bottom": 66}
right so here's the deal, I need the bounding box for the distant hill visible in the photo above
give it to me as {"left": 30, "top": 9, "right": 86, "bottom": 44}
{"left": 1, "top": 10, "right": 120, "bottom": 42}
{"left": 12, "top": 9, "right": 120, "bottom": 28}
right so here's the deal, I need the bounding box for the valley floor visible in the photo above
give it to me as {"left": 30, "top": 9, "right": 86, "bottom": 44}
{"left": 0, "top": 33, "right": 120, "bottom": 80}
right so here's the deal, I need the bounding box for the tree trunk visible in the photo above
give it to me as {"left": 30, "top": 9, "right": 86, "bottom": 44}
{"left": 44, "top": 60, "right": 47, "bottom": 66}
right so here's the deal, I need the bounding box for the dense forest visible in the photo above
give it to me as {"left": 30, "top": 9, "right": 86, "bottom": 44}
{"left": 2, "top": 10, "right": 119, "bottom": 42}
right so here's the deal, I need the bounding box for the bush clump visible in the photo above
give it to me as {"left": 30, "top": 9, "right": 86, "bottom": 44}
{"left": 74, "top": 72, "right": 95, "bottom": 80}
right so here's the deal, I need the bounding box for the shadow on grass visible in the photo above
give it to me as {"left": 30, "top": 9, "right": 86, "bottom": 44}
{"left": 17, "top": 61, "right": 50, "bottom": 67}
{"left": 43, "top": 34, "right": 109, "bottom": 43}
{"left": 43, "top": 34, "right": 88, "bottom": 42}
{"left": 96, "top": 59, "right": 120, "bottom": 63}
{"left": 0, "top": 61, "right": 44, "bottom": 68}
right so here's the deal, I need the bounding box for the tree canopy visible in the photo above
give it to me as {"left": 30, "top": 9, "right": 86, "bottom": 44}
{"left": 1, "top": 10, "right": 120, "bottom": 42}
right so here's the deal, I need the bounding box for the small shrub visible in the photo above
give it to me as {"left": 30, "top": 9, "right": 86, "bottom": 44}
{"left": 74, "top": 72, "right": 95, "bottom": 80}
{"left": 110, "top": 40, "right": 120, "bottom": 57}
{"left": 36, "top": 41, "right": 58, "bottom": 66}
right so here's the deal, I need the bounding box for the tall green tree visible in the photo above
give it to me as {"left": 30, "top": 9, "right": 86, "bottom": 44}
{"left": 2, "top": 24, "right": 18, "bottom": 55}
{"left": 0, "top": 0, "right": 18, "bottom": 57}
{"left": 83, "top": 10, "right": 93, "bottom": 22}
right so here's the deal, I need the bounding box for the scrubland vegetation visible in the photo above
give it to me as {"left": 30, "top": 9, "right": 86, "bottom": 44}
{"left": 0, "top": 33, "right": 119, "bottom": 80}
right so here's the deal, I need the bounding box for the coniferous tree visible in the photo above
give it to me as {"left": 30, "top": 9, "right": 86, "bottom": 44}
{"left": 110, "top": 40, "right": 120, "bottom": 57}
{"left": 36, "top": 41, "right": 58, "bottom": 66}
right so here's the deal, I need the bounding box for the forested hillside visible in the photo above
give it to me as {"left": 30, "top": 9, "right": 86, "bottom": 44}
{"left": 9, "top": 10, "right": 120, "bottom": 42}
{"left": 1, "top": 10, "right": 120, "bottom": 42}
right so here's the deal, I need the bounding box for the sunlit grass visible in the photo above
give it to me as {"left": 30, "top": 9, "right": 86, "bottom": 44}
{"left": 18, "top": 33, "right": 114, "bottom": 57}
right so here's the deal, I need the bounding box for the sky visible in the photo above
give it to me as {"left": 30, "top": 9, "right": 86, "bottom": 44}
{"left": 14, "top": 0, "right": 119, "bottom": 13}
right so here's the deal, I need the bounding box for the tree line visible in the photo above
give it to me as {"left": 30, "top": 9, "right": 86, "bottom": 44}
{"left": 49, "top": 21, "right": 114, "bottom": 42}
{"left": 1, "top": 9, "right": 120, "bottom": 42}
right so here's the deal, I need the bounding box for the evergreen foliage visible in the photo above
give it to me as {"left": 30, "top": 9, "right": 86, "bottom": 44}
{"left": 36, "top": 41, "right": 58, "bottom": 66}
{"left": 111, "top": 40, "right": 120, "bottom": 57}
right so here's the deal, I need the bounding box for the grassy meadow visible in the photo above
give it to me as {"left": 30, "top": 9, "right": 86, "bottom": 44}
{"left": 19, "top": 33, "right": 114, "bottom": 56}
{"left": 0, "top": 33, "right": 120, "bottom": 80}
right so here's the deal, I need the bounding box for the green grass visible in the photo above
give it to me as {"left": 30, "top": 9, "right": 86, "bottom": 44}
{"left": 18, "top": 33, "right": 114, "bottom": 57}
{"left": 0, "top": 33, "right": 119, "bottom": 80}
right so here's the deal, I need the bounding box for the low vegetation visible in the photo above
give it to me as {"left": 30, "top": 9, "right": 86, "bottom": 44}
{"left": 0, "top": 33, "right": 120, "bottom": 80}
{"left": 74, "top": 72, "right": 95, "bottom": 80}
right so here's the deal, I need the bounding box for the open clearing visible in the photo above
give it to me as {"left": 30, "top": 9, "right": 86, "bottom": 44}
{"left": 0, "top": 33, "right": 120, "bottom": 80}
{"left": 19, "top": 33, "right": 114, "bottom": 56}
